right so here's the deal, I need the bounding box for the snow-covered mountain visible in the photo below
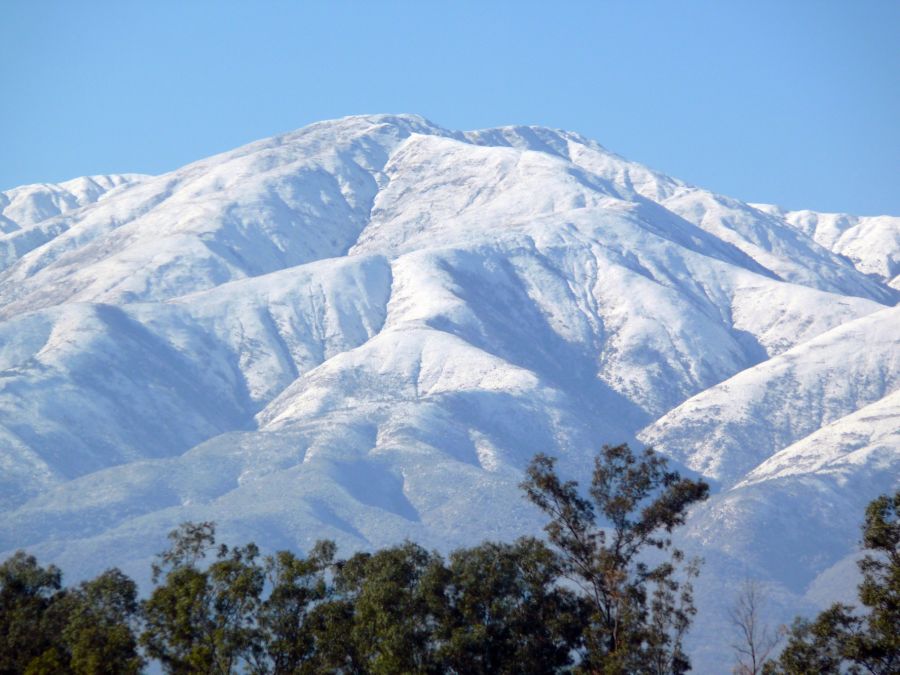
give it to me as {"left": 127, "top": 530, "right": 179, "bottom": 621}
{"left": 1, "top": 114, "right": 897, "bottom": 672}
{"left": 752, "top": 202, "right": 900, "bottom": 288}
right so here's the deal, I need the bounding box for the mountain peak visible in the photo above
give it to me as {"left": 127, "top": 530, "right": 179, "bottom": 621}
{"left": 1, "top": 115, "right": 897, "bottom": 672}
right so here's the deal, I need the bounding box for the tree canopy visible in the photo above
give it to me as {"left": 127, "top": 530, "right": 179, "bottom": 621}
{"left": 521, "top": 443, "right": 710, "bottom": 674}
{"left": 767, "top": 490, "right": 900, "bottom": 675}
{"left": 12, "top": 447, "right": 897, "bottom": 673}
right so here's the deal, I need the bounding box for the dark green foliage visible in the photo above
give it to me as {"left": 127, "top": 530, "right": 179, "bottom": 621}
{"left": 0, "top": 551, "right": 64, "bottom": 674}
{"left": 141, "top": 524, "right": 359, "bottom": 674}
{"left": 330, "top": 541, "right": 443, "bottom": 673}
{"left": 769, "top": 490, "right": 900, "bottom": 675}
{"left": 302, "top": 591, "right": 359, "bottom": 672}
{"left": 521, "top": 443, "right": 710, "bottom": 674}
{"left": 434, "top": 537, "right": 584, "bottom": 674}
{"left": 854, "top": 491, "right": 900, "bottom": 670}
{"left": 308, "top": 537, "right": 585, "bottom": 674}
{"left": 2, "top": 444, "right": 711, "bottom": 674}
{"left": 151, "top": 520, "right": 218, "bottom": 578}
{"left": 141, "top": 522, "right": 265, "bottom": 674}
{"left": 61, "top": 568, "right": 144, "bottom": 674}
{"left": 0, "top": 552, "right": 142, "bottom": 674}
{"left": 141, "top": 565, "right": 221, "bottom": 673}
{"left": 766, "top": 606, "right": 860, "bottom": 675}
{"left": 258, "top": 541, "right": 336, "bottom": 673}
{"left": 20, "top": 647, "right": 66, "bottom": 675}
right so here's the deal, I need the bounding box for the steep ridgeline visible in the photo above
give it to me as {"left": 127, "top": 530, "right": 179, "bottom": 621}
{"left": 0, "top": 115, "right": 897, "bottom": 672}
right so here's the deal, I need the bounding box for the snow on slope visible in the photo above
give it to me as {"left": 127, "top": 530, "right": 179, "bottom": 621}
{"left": 0, "top": 254, "right": 391, "bottom": 509}
{"left": 0, "top": 114, "right": 897, "bottom": 672}
{"left": 0, "top": 116, "right": 449, "bottom": 317}
{"left": 754, "top": 203, "right": 900, "bottom": 284}
{"left": 683, "top": 389, "right": 900, "bottom": 587}
{"left": 0, "top": 302, "right": 248, "bottom": 508}
{"left": 680, "top": 397, "right": 900, "bottom": 668}
{"left": 0, "top": 174, "right": 148, "bottom": 269}
{"left": 658, "top": 192, "right": 896, "bottom": 302}
{"left": 0, "top": 174, "right": 147, "bottom": 231}
{"left": 466, "top": 126, "right": 896, "bottom": 304}
{"left": 673, "top": 388, "right": 900, "bottom": 668}
{"left": 639, "top": 305, "right": 900, "bottom": 487}
{"left": 738, "top": 389, "right": 900, "bottom": 489}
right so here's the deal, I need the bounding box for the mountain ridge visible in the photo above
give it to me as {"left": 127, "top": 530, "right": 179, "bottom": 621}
{"left": 1, "top": 114, "right": 897, "bottom": 672}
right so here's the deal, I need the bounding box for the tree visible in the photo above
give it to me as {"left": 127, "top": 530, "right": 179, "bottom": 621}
{"left": 61, "top": 568, "right": 144, "bottom": 674}
{"left": 0, "top": 552, "right": 142, "bottom": 675}
{"left": 304, "top": 537, "right": 584, "bottom": 674}
{"left": 730, "top": 580, "right": 782, "bottom": 675}
{"left": 303, "top": 590, "right": 360, "bottom": 673}
{"left": 434, "top": 537, "right": 584, "bottom": 674}
{"left": 327, "top": 542, "right": 444, "bottom": 674}
{"left": 258, "top": 540, "right": 336, "bottom": 673}
{"left": 140, "top": 522, "right": 266, "bottom": 674}
{"left": 852, "top": 491, "right": 900, "bottom": 670}
{"left": 770, "top": 490, "right": 900, "bottom": 675}
{"left": 521, "top": 443, "right": 709, "bottom": 674}
{"left": 0, "top": 551, "right": 65, "bottom": 674}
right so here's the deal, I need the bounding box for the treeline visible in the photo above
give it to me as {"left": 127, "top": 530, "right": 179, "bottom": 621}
{"left": 0, "top": 444, "right": 896, "bottom": 674}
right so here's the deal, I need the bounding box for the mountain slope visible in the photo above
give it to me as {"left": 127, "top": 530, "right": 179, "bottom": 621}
{"left": 0, "top": 254, "right": 392, "bottom": 508}
{"left": 638, "top": 304, "right": 900, "bottom": 486}
{"left": 754, "top": 203, "right": 900, "bottom": 285}
{"left": 0, "top": 174, "right": 147, "bottom": 231}
{"left": 0, "top": 116, "right": 446, "bottom": 316}
{"left": 0, "top": 174, "right": 148, "bottom": 270}
{"left": 0, "top": 114, "right": 897, "bottom": 673}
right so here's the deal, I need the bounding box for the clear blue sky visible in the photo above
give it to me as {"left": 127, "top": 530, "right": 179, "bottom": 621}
{"left": 2, "top": 0, "right": 898, "bottom": 214}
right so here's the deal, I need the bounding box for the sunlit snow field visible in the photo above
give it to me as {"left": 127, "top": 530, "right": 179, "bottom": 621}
{"left": 1, "top": 115, "right": 897, "bottom": 671}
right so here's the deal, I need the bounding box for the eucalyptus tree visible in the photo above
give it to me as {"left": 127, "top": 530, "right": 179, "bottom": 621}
{"left": 521, "top": 443, "right": 709, "bottom": 674}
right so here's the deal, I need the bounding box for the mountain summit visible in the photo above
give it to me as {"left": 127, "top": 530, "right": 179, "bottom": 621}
{"left": 1, "top": 114, "right": 897, "bottom": 671}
